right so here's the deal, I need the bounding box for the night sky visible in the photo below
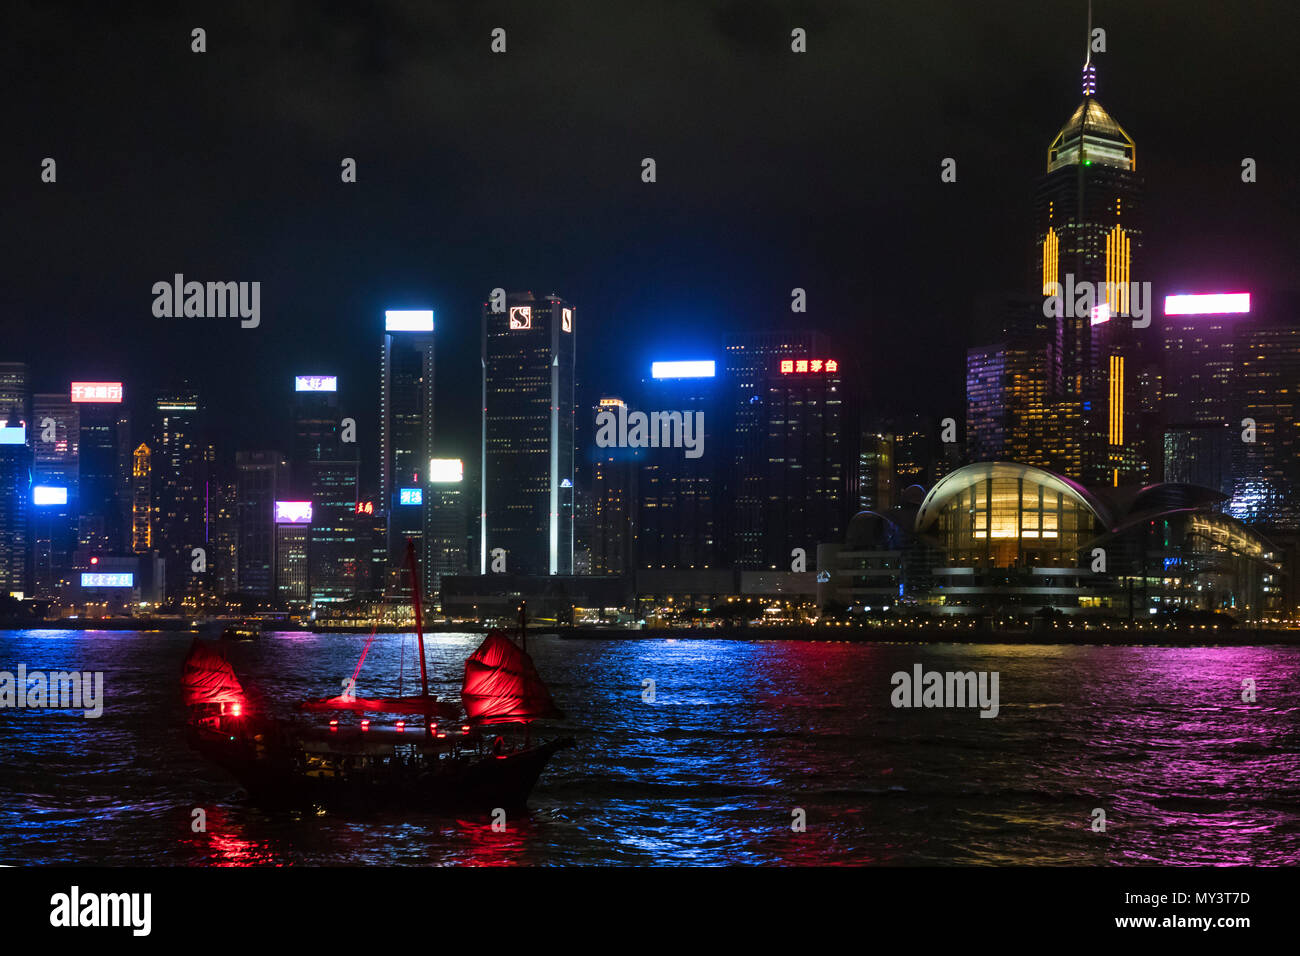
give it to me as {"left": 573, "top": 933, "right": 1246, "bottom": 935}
{"left": 5, "top": 1, "right": 1297, "bottom": 479}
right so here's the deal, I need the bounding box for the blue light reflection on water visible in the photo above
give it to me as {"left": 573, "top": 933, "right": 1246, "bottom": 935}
{"left": 0, "top": 630, "right": 1297, "bottom": 866}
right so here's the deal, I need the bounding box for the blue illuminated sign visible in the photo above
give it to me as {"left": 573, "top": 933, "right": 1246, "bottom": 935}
{"left": 399, "top": 488, "right": 423, "bottom": 506}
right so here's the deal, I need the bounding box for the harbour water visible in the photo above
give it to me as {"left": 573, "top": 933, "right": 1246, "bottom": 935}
{"left": 1, "top": 629, "right": 1297, "bottom": 866}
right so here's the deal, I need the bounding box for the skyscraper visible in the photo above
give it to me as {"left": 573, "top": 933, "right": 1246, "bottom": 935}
{"left": 1231, "top": 318, "right": 1300, "bottom": 531}
{"left": 131, "top": 443, "right": 152, "bottom": 554}
{"left": 481, "top": 292, "right": 576, "bottom": 576}
{"left": 293, "top": 375, "right": 359, "bottom": 605}
{"left": 235, "top": 450, "right": 287, "bottom": 599}
{"left": 635, "top": 362, "right": 721, "bottom": 570}
{"left": 1033, "top": 25, "right": 1145, "bottom": 485}
{"left": 425, "top": 457, "right": 468, "bottom": 601}
{"left": 724, "top": 330, "right": 829, "bottom": 567}
{"left": 1160, "top": 302, "right": 1238, "bottom": 493}
{"left": 0, "top": 363, "right": 28, "bottom": 429}
{"left": 379, "top": 311, "right": 435, "bottom": 592}
{"left": 590, "top": 398, "right": 637, "bottom": 575}
{"left": 73, "top": 382, "right": 130, "bottom": 553}
{"left": 760, "top": 354, "right": 845, "bottom": 568}
{"left": 31, "top": 393, "right": 79, "bottom": 596}
{"left": 152, "top": 390, "right": 207, "bottom": 603}
{"left": 0, "top": 423, "right": 32, "bottom": 599}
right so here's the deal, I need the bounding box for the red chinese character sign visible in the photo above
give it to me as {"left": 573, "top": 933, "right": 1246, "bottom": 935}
{"left": 778, "top": 359, "right": 838, "bottom": 374}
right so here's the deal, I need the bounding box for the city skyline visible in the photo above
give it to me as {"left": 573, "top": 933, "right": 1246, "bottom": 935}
{"left": 5, "top": 2, "right": 1296, "bottom": 466}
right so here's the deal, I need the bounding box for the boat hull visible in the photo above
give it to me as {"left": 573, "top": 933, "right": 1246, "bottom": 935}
{"left": 187, "top": 722, "right": 573, "bottom": 813}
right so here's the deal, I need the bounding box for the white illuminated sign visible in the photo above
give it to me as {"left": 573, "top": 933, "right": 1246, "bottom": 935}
{"left": 81, "top": 572, "right": 134, "bottom": 588}
{"left": 385, "top": 310, "right": 435, "bottom": 332}
{"left": 509, "top": 306, "right": 532, "bottom": 330}
{"left": 295, "top": 375, "right": 338, "bottom": 392}
{"left": 428, "top": 459, "right": 464, "bottom": 483}
{"left": 0, "top": 425, "right": 24, "bottom": 445}
{"left": 651, "top": 360, "right": 716, "bottom": 379}
{"left": 275, "top": 501, "right": 313, "bottom": 523}
{"left": 562, "top": 308, "right": 573, "bottom": 332}
{"left": 33, "top": 486, "right": 68, "bottom": 506}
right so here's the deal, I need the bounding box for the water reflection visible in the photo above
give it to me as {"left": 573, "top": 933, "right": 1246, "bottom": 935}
{"left": 0, "top": 630, "right": 1296, "bottom": 865}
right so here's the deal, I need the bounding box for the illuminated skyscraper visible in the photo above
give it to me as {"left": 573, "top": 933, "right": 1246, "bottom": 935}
{"left": 481, "top": 292, "right": 576, "bottom": 576}
{"left": 131, "top": 443, "right": 152, "bottom": 554}
{"left": 73, "top": 382, "right": 131, "bottom": 553}
{"left": 1231, "top": 318, "right": 1300, "bottom": 531}
{"left": 235, "top": 450, "right": 287, "bottom": 598}
{"left": 425, "top": 457, "right": 468, "bottom": 601}
{"left": 1160, "top": 301, "right": 1238, "bottom": 493}
{"left": 0, "top": 363, "right": 28, "bottom": 428}
{"left": 590, "top": 398, "right": 637, "bottom": 575}
{"left": 724, "top": 331, "right": 829, "bottom": 567}
{"left": 31, "top": 393, "right": 79, "bottom": 596}
{"left": 1034, "top": 19, "right": 1144, "bottom": 484}
{"left": 152, "top": 390, "right": 208, "bottom": 602}
{"left": 0, "top": 423, "right": 32, "bottom": 598}
{"left": 760, "top": 354, "right": 844, "bottom": 568}
{"left": 379, "top": 311, "right": 435, "bottom": 592}
{"left": 292, "top": 375, "right": 359, "bottom": 604}
{"left": 635, "top": 364, "right": 721, "bottom": 570}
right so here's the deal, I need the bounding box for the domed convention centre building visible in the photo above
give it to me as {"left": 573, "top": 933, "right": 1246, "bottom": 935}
{"left": 817, "top": 462, "right": 1285, "bottom": 621}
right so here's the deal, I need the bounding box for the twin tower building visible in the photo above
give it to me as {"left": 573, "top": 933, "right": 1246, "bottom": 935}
{"left": 383, "top": 293, "right": 576, "bottom": 594}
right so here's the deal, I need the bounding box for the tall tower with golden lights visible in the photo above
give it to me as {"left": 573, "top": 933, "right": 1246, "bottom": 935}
{"left": 1032, "top": 1, "right": 1145, "bottom": 485}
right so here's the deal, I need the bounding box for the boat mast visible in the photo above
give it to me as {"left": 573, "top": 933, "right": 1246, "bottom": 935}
{"left": 518, "top": 600, "right": 527, "bottom": 652}
{"left": 406, "top": 539, "right": 430, "bottom": 710}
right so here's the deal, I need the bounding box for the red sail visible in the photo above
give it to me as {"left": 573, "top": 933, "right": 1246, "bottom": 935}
{"left": 181, "top": 639, "right": 246, "bottom": 708}
{"left": 461, "top": 631, "right": 563, "bottom": 725}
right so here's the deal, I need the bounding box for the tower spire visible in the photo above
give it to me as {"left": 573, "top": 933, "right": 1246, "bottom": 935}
{"left": 1082, "top": 1, "right": 1097, "bottom": 96}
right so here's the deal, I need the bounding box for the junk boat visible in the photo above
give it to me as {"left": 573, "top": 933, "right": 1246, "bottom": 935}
{"left": 182, "top": 541, "right": 573, "bottom": 812}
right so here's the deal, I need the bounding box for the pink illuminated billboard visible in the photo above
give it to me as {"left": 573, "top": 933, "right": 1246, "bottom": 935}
{"left": 70, "top": 382, "right": 123, "bottom": 403}
{"left": 275, "top": 501, "right": 313, "bottom": 524}
{"left": 1164, "top": 293, "right": 1251, "bottom": 315}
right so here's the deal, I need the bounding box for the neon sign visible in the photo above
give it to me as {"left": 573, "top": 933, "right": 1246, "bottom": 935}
{"left": 508, "top": 306, "right": 532, "bottom": 330}
{"left": 354, "top": 501, "right": 375, "bottom": 515}
{"left": 1164, "top": 293, "right": 1251, "bottom": 316}
{"left": 651, "top": 360, "right": 716, "bottom": 379}
{"left": 33, "top": 486, "right": 68, "bottom": 506}
{"left": 275, "top": 501, "right": 313, "bottom": 524}
{"left": 428, "top": 459, "right": 463, "bottom": 483}
{"left": 385, "top": 310, "right": 434, "bottom": 332}
{"left": 779, "top": 359, "right": 839, "bottom": 374}
{"left": 295, "top": 375, "right": 337, "bottom": 392}
{"left": 70, "top": 382, "right": 123, "bottom": 403}
{"left": 81, "top": 572, "right": 134, "bottom": 588}
{"left": 399, "top": 488, "right": 423, "bottom": 505}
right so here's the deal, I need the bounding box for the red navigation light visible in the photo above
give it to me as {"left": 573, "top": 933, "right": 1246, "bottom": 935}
{"left": 436, "top": 732, "right": 447, "bottom": 739}
{"left": 329, "top": 719, "right": 339, "bottom": 731}
{"left": 461, "top": 724, "right": 471, "bottom": 735}
{"left": 395, "top": 720, "right": 406, "bottom": 732}
{"left": 89, "top": 556, "right": 99, "bottom": 565}
{"left": 360, "top": 719, "right": 370, "bottom": 731}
